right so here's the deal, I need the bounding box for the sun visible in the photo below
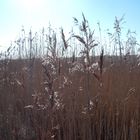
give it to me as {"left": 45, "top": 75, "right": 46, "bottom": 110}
{"left": 18, "top": 0, "right": 43, "bottom": 12}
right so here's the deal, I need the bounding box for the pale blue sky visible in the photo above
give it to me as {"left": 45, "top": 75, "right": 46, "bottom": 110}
{"left": 0, "top": 0, "right": 140, "bottom": 49}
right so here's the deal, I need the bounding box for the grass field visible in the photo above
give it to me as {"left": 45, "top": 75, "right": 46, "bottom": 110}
{"left": 0, "top": 14, "right": 140, "bottom": 140}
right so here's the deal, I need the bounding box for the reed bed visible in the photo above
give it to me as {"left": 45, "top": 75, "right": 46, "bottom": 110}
{"left": 0, "top": 14, "right": 140, "bottom": 140}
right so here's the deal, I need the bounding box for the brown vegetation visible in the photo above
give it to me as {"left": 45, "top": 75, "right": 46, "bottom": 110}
{"left": 0, "top": 14, "right": 140, "bottom": 140}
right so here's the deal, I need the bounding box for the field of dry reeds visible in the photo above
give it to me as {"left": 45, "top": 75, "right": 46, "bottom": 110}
{"left": 0, "top": 14, "right": 140, "bottom": 140}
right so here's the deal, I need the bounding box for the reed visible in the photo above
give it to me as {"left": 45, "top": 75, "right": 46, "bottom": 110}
{"left": 0, "top": 14, "right": 140, "bottom": 140}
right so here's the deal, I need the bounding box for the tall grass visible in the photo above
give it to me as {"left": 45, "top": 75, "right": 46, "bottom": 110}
{"left": 0, "top": 14, "right": 140, "bottom": 140}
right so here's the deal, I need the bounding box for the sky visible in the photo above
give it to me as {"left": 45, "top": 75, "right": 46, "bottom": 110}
{"left": 0, "top": 0, "right": 140, "bottom": 50}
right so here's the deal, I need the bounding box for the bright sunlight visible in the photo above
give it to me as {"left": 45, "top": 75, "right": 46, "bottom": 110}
{"left": 16, "top": 0, "right": 44, "bottom": 12}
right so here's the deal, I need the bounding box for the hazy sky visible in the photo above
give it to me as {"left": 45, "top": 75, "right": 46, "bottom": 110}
{"left": 0, "top": 0, "right": 140, "bottom": 49}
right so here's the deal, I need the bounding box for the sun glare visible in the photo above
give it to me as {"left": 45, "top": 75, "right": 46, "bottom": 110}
{"left": 18, "top": 0, "right": 43, "bottom": 12}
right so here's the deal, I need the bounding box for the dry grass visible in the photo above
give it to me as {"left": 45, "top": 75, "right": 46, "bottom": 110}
{"left": 0, "top": 14, "right": 140, "bottom": 140}
{"left": 0, "top": 56, "right": 140, "bottom": 140}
